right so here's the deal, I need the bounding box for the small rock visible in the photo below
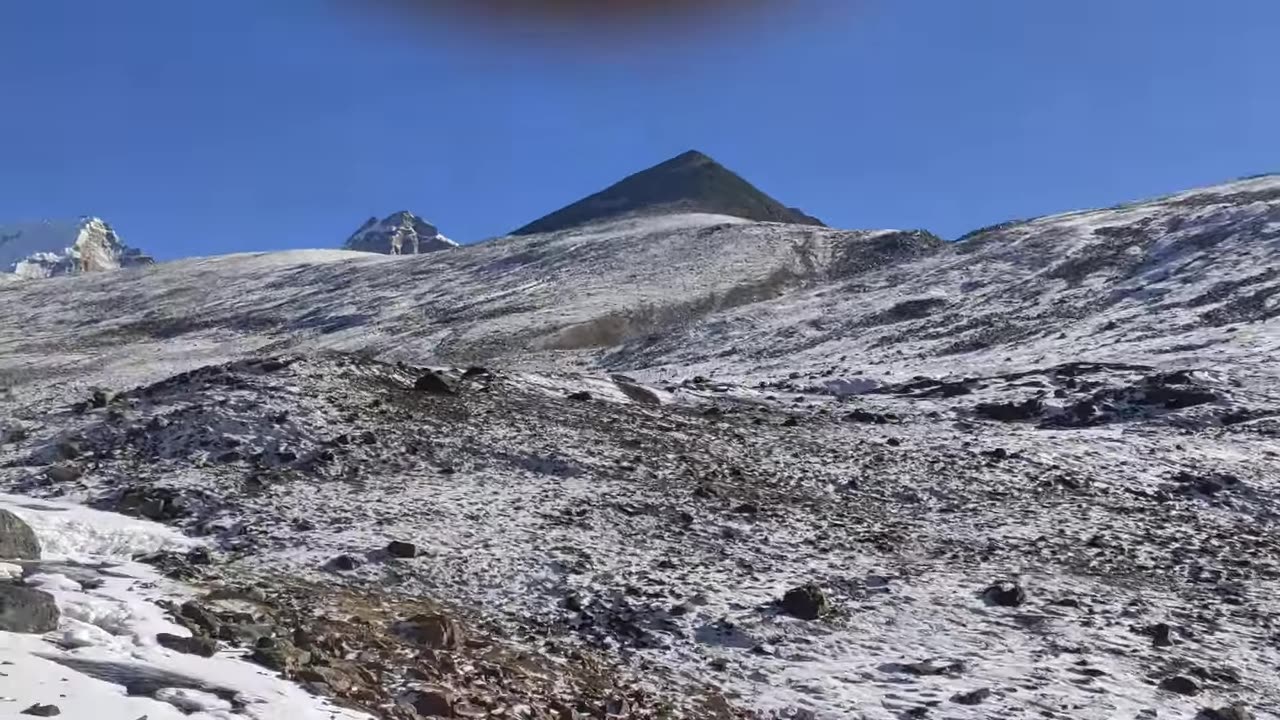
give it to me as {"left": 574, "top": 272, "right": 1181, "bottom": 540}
{"left": 386, "top": 541, "right": 418, "bottom": 559}
{"left": 0, "top": 585, "right": 60, "bottom": 633}
{"left": 329, "top": 554, "right": 360, "bottom": 571}
{"left": 20, "top": 704, "right": 61, "bottom": 717}
{"left": 156, "top": 632, "right": 218, "bottom": 657}
{"left": 1199, "top": 703, "right": 1254, "bottom": 720}
{"left": 566, "top": 390, "right": 593, "bottom": 402}
{"left": 186, "top": 547, "right": 213, "bottom": 566}
{"left": 90, "top": 388, "right": 116, "bottom": 408}
{"left": 951, "top": 688, "right": 992, "bottom": 705}
{"left": 251, "top": 640, "right": 310, "bottom": 672}
{"left": 461, "top": 366, "right": 492, "bottom": 379}
{"left": 0, "top": 509, "right": 41, "bottom": 560}
{"left": 1159, "top": 675, "right": 1201, "bottom": 696}
{"left": 1148, "top": 622, "right": 1173, "bottom": 647}
{"left": 404, "top": 686, "right": 456, "bottom": 717}
{"left": 614, "top": 379, "right": 661, "bottom": 405}
{"left": 982, "top": 581, "right": 1026, "bottom": 607}
{"left": 413, "top": 372, "right": 454, "bottom": 395}
{"left": 781, "top": 416, "right": 800, "bottom": 427}
{"left": 395, "top": 612, "right": 462, "bottom": 649}
{"left": 44, "top": 464, "right": 83, "bottom": 484}
{"left": 780, "top": 583, "right": 828, "bottom": 620}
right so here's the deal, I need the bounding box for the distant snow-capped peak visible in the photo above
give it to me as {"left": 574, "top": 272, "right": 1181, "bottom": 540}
{"left": 343, "top": 211, "right": 458, "bottom": 255}
{"left": 0, "top": 217, "right": 153, "bottom": 279}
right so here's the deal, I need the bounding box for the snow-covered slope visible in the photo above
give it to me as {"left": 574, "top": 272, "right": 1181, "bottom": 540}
{"left": 2, "top": 175, "right": 1280, "bottom": 719}
{"left": 343, "top": 211, "right": 457, "bottom": 255}
{"left": 0, "top": 217, "right": 153, "bottom": 279}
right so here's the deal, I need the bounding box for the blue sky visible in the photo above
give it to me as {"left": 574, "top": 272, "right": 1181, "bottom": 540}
{"left": 0, "top": 1, "right": 1275, "bottom": 259}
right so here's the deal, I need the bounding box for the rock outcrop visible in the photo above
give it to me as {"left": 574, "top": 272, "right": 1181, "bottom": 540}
{"left": 0, "top": 218, "right": 152, "bottom": 279}
{"left": 343, "top": 211, "right": 457, "bottom": 255}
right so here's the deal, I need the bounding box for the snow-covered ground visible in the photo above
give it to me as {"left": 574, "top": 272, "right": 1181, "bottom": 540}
{"left": 0, "top": 494, "right": 371, "bottom": 720}
{"left": 1, "top": 175, "right": 1278, "bottom": 718}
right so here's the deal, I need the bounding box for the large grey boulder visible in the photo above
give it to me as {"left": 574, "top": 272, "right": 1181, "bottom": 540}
{"left": 0, "top": 509, "right": 40, "bottom": 560}
{"left": 0, "top": 585, "right": 60, "bottom": 633}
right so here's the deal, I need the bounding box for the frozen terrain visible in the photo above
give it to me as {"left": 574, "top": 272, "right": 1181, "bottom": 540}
{"left": 1, "top": 174, "right": 1278, "bottom": 718}
{"left": 0, "top": 493, "right": 371, "bottom": 719}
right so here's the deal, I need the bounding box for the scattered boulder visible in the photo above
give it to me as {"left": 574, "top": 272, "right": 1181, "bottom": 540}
{"left": 0, "top": 585, "right": 60, "bottom": 633}
{"left": 0, "top": 509, "right": 41, "bottom": 560}
{"left": 251, "top": 638, "right": 311, "bottom": 672}
{"left": 1145, "top": 622, "right": 1174, "bottom": 647}
{"left": 613, "top": 379, "right": 661, "bottom": 406}
{"left": 982, "top": 581, "right": 1026, "bottom": 607}
{"left": 1158, "top": 675, "right": 1201, "bottom": 696}
{"left": 90, "top": 388, "right": 116, "bottom": 409}
{"left": 951, "top": 688, "right": 992, "bottom": 705}
{"left": 403, "top": 686, "right": 457, "bottom": 718}
{"left": 845, "top": 409, "right": 896, "bottom": 424}
{"left": 974, "top": 398, "right": 1043, "bottom": 422}
{"left": 413, "top": 372, "right": 454, "bottom": 395}
{"left": 156, "top": 632, "right": 219, "bottom": 657}
{"left": 1198, "top": 704, "right": 1254, "bottom": 720}
{"left": 20, "top": 704, "right": 61, "bottom": 717}
{"left": 780, "top": 583, "right": 828, "bottom": 620}
{"left": 566, "top": 390, "right": 593, "bottom": 402}
{"left": 1172, "top": 470, "right": 1242, "bottom": 497}
{"left": 44, "top": 463, "right": 83, "bottom": 484}
{"left": 386, "top": 540, "right": 419, "bottom": 559}
{"left": 895, "top": 658, "right": 967, "bottom": 676}
{"left": 395, "top": 612, "right": 462, "bottom": 650}
{"left": 461, "top": 366, "right": 492, "bottom": 379}
{"left": 328, "top": 554, "right": 361, "bottom": 571}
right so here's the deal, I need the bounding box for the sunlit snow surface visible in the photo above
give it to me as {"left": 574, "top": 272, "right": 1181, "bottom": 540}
{"left": 0, "top": 494, "right": 370, "bottom": 720}
{"left": 1, "top": 178, "right": 1279, "bottom": 718}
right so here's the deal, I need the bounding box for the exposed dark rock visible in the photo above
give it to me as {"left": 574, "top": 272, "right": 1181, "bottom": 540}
{"left": 982, "top": 581, "right": 1026, "bottom": 607}
{"left": 511, "top": 150, "right": 825, "bottom": 235}
{"left": 461, "top": 366, "right": 492, "bottom": 379}
{"left": 613, "top": 379, "right": 661, "bottom": 405}
{"left": 0, "top": 509, "right": 41, "bottom": 560}
{"left": 974, "top": 398, "right": 1043, "bottom": 422}
{"left": 251, "top": 639, "right": 310, "bottom": 672}
{"left": 156, "top": 632, "right": 219, "bottom": 657}
{"left": 0, "top": 585, "right": 60, "bottom": 633}
{"left": 413, "top": 372, "right": 454, "bottom": 395}
{"left": 386, "top": 540, "right": 419, "bottom": 559}
{"left": 328, "top": 554, "right": 361, "bottom": 571}
{"left": 20, "top": 704, "right": 61, "bottom": 717}
{"left": 1158, "top": 675, "right": 1201, "bottom": 696}
{"left": 1198, "top": 703, "right": 1254, "bottom": 720}
{"left": 1146, "top": 622, "right": 1174, "bottom": 647}
{"left": 846, "top": 409, "right": 896, "bottom": 424}
{"left": 951, "top": 688, "right": 992, "bottom": 705}
{"left": 404, "top": 685, "right": 457, "bottom": 718}
{"left": 567, "top": 391, "right": 593, "bottom": 402}
{"left": 780, "top": 583, "right": 828, "bottom": 620}
{"left": 44, "top": 463, "right": 82, "bottom": 484}
{"left": 395, "top": 612, "right": 463, "bottom": 649}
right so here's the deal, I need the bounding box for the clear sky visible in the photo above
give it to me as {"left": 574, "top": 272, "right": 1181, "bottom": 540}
{"left": 1, "top": 1, "right": 1276, "bottom": 259}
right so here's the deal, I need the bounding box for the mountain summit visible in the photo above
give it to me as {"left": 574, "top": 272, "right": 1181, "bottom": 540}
{"left": 344, "top": 211, "right": 458, "bottom": 255}
{"left": 512, "top": 150, "right": 825, "bottom": 235}
{"left": 0, "top": 217, "right": 153, "bottom": 279}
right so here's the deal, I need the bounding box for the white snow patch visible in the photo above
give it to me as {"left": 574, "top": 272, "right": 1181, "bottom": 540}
{"left": 0, "top": 494, "right": 372, "bottom": 720}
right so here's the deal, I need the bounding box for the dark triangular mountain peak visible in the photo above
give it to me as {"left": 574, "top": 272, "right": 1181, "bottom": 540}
{"left": 512, "top": 150, "right": 826, "bottom": 235}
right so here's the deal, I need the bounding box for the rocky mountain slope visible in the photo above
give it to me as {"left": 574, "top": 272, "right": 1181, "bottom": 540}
{"left": 513, "top": 151, "right": 825, "bottom": 235}
{"left": 0, "top": 217, "right": 153, "bottom": 279}
{"left": 344, "top": 211, "right": 458, "bottom": 255}
{"left": 2, "top": 174, "right": 1279, "bottom": 719}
